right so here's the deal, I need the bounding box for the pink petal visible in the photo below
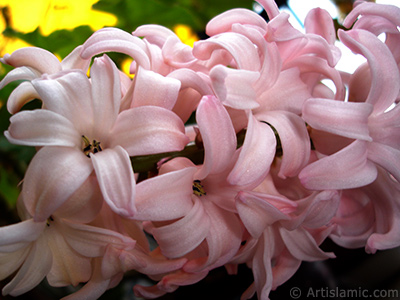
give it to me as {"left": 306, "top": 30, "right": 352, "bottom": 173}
{"left": 210, "top": 65, "right": 260, "bottom": 110}
{"left": 5, "top": 109, "right": 81, "bottom": 147}
{"left": 162, "top": 36, "right": 199, "bottom": 69}
{"left": 133, "top": 24, "right": 176, "bottom": 47}
{"left": 343, "top": 2, "right": 400, "bottom": 29}
{"left": 1, "top": 47, "right": 61, "bottom": 74}
{"left": 60, "top": 45, "right": 90, "bottom": 71}
{"left": 131, "top": 67, "right": 180, "bottom": 110}
{"left": 91, "top": 146, "right": 136, "bottom": 218}
{"left": 302, "top": 98, "right": 373, "bottom": 141}
{"left": 61, "top": 259, "right": 112, "bottom": 300}
{"left": 0, "top": 248, "right": 30, "bottom": 281}
{"left": 184, "top": 200, "right": 242, "bottom": 272}
{"left": 205, "top": 8, "right": 267, "bottom": 36}
{"left": 46, "top": 229, "right": 91, "bottom": 287}
{"left": 0, "top": 67, "right": 39, "bottom": 90}
{"left": 167, "top": 68, "right": 213, "bottom": 95}
{"left": 0, "top": 219, "right": 45, "bottom": 253}
{"left": 31, "top": 71, "right": 94, "bottom": 134}
{"left": 256, "top": 111, "right": 310, "bottom": 178}
{"left": 299, "top": 140, "right": 378, "bottom": 190}
{"left": 3, "top": 240, "right": 52, "bottom": 296}
{"left": 279, "top": 227, "right": 335, "bottom": 261}
{"left": 110, "top": 106, "right": 189, "bottom": 156}
{"left": 90, "top": 55, "right": 121, "bottom": 137}
{"left": 255, "top": 68, "right": 311, "bottom": 115}
{"left": 228, "top": 113, "right": 276, "bottom": 186}
{"left": 283, "top": 55, "right": 345, "bottom": 100}
{"left": 81, "top": 28, "right": 150, "bottom": 69}
{"left": 195, "top": 96, "right": 237, "bottom": 179}
{"left": 152, "top": 197, "right": 210, "bottom": 258}
{"left": 61, "top": 219, "right": 136, "bottom": 258}
{"left": 304, "top": 8, "right": 336, "bottom": 45}
{"left": 339, "top": 29, "right": 399, "bottom": 114}
{"left": 367, "top": 142, "right": 400, "bottom": 183}
{"left": 55, "top": 176, "right": 103, "bottom": 223}
{"left": 265, "top": 12, "right": 303, "bottom": 42}
{"left": 235, "top": 191, "right": 293, "bottom": 238}
{"left": 22, "top": 147, "right": 93, "bottom": 222}
{"left": 193, "top": 32, "right": 261, "bottom": 71}
{"left": 135, "top": 167, "right": 197, "bottom": 221}
{"left": 256, "top": 0, "right": 280, "bottom": 19}
{"left": 6, "top": 82, "right": 40, "bottom": 114}
{"left": 282, "top": 190, "right": 340, "bottom": 230}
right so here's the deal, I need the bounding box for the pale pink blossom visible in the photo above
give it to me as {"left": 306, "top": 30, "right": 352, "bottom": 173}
{"left": 0, "top": 46, "right": 90, "bottom": 114}
{"left": 331, "top": 167, "right": 400, "bottom": 254}
{"left": 231, "top": 163, "right": 339, "bottom": 300}
{"left": 4, "top": 55, "right": 189, "bottom": 218}
{"left": 300, "top": 27, "right": 400, "bottom": 190}
{"left": 0, "top": 194, "right": 135, "bottom": 298}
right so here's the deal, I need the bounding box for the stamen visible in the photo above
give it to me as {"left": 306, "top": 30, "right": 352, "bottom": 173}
{"left": 82, "top": 135, "right": 102, "bottom": 157}
{"left": 46, "top": 215, "right": 54, "bottom": 227}
{"left": 193, "top": 180, "right": 206, "bottom": 196}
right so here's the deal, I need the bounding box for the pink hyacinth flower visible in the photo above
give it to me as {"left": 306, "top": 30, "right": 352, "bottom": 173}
{"left": 4, "top": 55, "right": 189, "bottom": 219}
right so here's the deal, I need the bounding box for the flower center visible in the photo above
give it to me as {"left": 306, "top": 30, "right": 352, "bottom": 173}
{"left": 46, "top": 215, "right": 54, "bottom": 227}
{"left": 82, "top": 135, "right": 102, "bottom": 157}
{"left": 193, "top": 180, "right": 206, "bottom": 196}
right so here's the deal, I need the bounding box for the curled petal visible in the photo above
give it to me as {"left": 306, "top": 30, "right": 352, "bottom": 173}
{"left": 0, "top": 219, "right": 45, "bottom": 253}
{"left": 91, "top": 146, "right": 136, "bottom": 218}
{"left": 302, "top": 98, "right": 373, "bottom": 141}
{"left": 167, "top": 69, "right": 213, "bottom": 95}
{"left": 256, "top": 0, "right": 280, "bottom": 19}
{"left": 228, "top": 113, "right": 276, "bottom": 186}
{"left": 236, "top": 191, "right": 294, "bottom": 238}
{"left": 131, "top": 67, "right": 180, "bottom": 110}
{"left": 195, "top": 96, "right": 237, "bottom": 179}
{"left": 61, "top": 45, "right": 90, "bottom": 71}
{"left": 135, "top": 167, "right": 197, "bottom": 221}
{"left": 162, "top": 36, "right": 198, "bottom": 69}
{"left": 305, "top": 8, "right": 336, "bottom": 45}
{"left": 7, "top": 82, "right": 40, "bottom": 114}
{"left": 5, "top": 109, "right": 81, "bottom": 147}
{"left": 110, "top": 106, "right": 189, "bottom": 156}
{"left": 279, "top": 227, "right": 335, "bottom": 261}
{"left": 265, "top": 13, "right": 303, "bottom": 42}
{"left": 283, "top": 55, "right": 345, "bottom": 100}
{"left": 3, "top": 240, "right": 52, "bottom": 296}
{"left": 210, "top": 65, "right": 260, "bottom": 110}
{"left": 343, "top": 2, "right": 400, "bottom": 29}
{"left": 0, "top": 67, "right": 39, "bottom": 90}
{"left": 152, "top": 197, "right": 210, "bottom": 258}
{"left": 22, "top": 147, "right": 93, "bottom": 222}
{"left": 81, "top": 28, "right": 150, "bottom": 69}
{"left": 61, "top": 219, "right": 136, "bottom": 258}
{"left": 299, "top": 140, "right": 378, "bottom": 190}
{"left": 367, "top": 142, "right": 400, "bottom": 183}
{"left": 184, "top": 201, "right": 242, "bottom": 272}
{"left": 339, "top": 29, "right": 399, "bottom": 114}
{"left": 206, "top": 8, "right": 267, "bottom": 36}
{"left": 257, "top": 111, "right": 310, "bottom": 178}
{"left": 133, "top": 24, "right": 176, "bottom": 47}
{"left": 255, "top": 68, "right": 311, "bottom": 115}
{"left": 31, "top": 70, "right": 94, "bottom": 134}
{"left": 193, "top": 32, "right": 261, "bottom": 71}
{"left": 1, "top": 47, "right": 61, "bottom": 74}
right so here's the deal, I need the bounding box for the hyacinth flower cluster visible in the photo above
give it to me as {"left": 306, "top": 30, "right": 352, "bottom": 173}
{"left": 0, "top": 0, "right": 400, "bottom": 299}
